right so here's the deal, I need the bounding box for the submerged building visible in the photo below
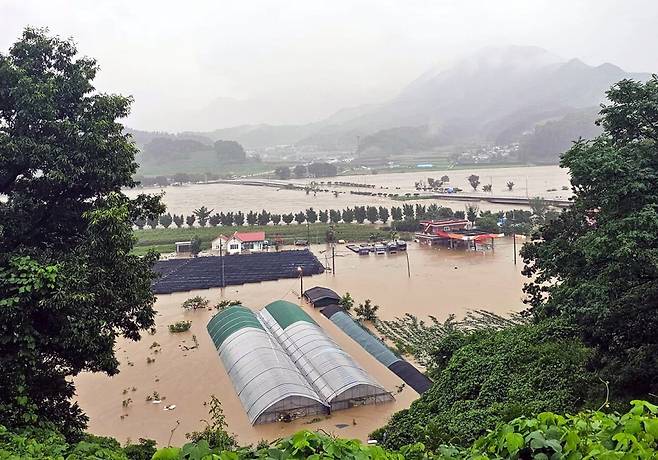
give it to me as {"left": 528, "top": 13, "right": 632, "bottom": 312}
{"left": 259, "top": 300, "right": 393, "bottom": 411}
{"left": 207, "top": 301, "right": 393, "bottom": 425}
{"left": 206, "top": 306, "right": 327, "bottom": 424}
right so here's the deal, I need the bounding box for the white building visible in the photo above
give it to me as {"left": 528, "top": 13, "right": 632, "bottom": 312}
{"left": 211, "top": 231, "right": 266, "bottom": 255}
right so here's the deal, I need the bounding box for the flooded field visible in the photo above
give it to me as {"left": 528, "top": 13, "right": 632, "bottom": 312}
{"left": 125, "top": 165, "right": 570, "bottom": 215}
{"left": 75, "top": 238, "right": 527, "bottom": 446}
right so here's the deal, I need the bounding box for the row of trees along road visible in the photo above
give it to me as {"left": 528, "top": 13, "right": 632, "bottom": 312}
{"left": 137, "top": 203, "right": 544, "bottom": 236}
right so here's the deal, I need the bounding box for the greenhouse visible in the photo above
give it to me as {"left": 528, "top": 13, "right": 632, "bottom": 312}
{"left": 207, "top": 305, "right": 328, "bottom": 425}
{"left": 259, "top": 300, "right": 394, "bottom": 411}
{"left": 320, "top": 297, "right": 433, "bottom": 394}
{"left": 324, "top": 310, "right": 401, "bottom": 367}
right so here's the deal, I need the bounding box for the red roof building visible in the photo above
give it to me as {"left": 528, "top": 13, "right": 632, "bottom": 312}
{"left": 212, "top": 231, "right": 266, "bottom": 254}
{"left": 416, "top": 219, "right": 502, "bottom": 249}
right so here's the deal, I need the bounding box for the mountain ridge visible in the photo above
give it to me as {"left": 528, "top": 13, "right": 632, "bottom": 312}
{"left": 128, "top": 46, "right": 652, "bottom": 157}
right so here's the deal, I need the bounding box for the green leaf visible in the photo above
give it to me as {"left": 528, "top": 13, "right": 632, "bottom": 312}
{"left": 505, "top": 432, "right": 525, "bottom": 453}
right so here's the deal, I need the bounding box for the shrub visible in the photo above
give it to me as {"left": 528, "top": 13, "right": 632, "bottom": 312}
{"left": 215, "top": 299, "right": 241, "bottom": 310}
{"left": 123, "top": 438, "right": 157, "bottom": 460}
{"left": 181, "top": 296, "right": 209, "bottom": 310}
{"left": 371, "top": 319, "right": 598, "bottom": 449}
{"left": 168, "top": 321, "right": 192, "bottom": 333}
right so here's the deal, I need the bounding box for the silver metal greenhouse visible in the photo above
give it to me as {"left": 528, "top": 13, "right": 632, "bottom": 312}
{"left": 259, "top": 300, "right": 393, "bottom": 411}
{"left": 206, "top": 302, "right": 393, "bottom": 425}
{"left": 207, "top": 306, "right": 327, "bottom": 424}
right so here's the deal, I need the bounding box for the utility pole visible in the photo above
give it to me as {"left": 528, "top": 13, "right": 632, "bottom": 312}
{"left": 220, "top": 238, "right": 225, "bottom": 287}
{"left": 332, "top": 244, "right": 336, "bottom": 275}
{"left": 513, "top": 233, "right": 517, "bottom": 265}
{"left": 405, "top": 249, "right": 411, "bottom": 278}
{"left": 297, "top": 266, "right": 304, "bottom": 298}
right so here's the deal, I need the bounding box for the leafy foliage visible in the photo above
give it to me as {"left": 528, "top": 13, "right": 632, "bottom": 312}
{"left": 185, "top": 396, "right": 237, "bottom": 451}
{"left": 182, "top": 296, "right": 209, "bottom": 310}
{"left": 467, "top": 174, "right": 480, "bottom": 191}
{"left": 339, "top": 292, "right": 355, "bottom": 312}
{"left": 372, "top": 320, "right": 598, "bottom": 449}
{"left": 168, "top": 321, "right": 192, "bottom": 333}
{"left": 375, "top": 310, "right": 526, "bottom": 366}
{"left": 4, "top": 402, "right": 658, "bottom": 459}
{"left": 522, "top": 76, "right": 658, "bottom": 400}
{"left": 354, "top": 299, "right": 379, "bottom": 321}
{"left": 0, "top": 28, "right": 164, "bottom": 436}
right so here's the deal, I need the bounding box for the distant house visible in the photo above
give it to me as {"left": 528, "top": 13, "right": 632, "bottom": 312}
{"left": 211, "top": 231, "right": 266, "bottom": 255}
{"left": 175, "top": 241, "right": 192, "bottom": 255}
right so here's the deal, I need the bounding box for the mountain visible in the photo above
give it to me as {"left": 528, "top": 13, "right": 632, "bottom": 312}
{"left": 128, "top": 46, "right": 652, "bottom": 165}
{"left": 317, "top": 46, "right": 649, "bottom": 153}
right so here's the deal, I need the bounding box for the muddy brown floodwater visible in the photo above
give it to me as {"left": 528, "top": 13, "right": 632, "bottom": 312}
{"left": 124, "top": 165, "right": 570, "bottom": 215}
{"left": 75, "top": 238, "right": 527, "bottom": 446}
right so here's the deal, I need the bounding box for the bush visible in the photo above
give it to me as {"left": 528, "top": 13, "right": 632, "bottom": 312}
{"left": 168, "top": 321, "right": 192, "bottom": 333}
{"left": 181, "top": 296, "right": 209, "bottom": 310}
{"left": 123, "top": 438, "right": 157, "bottom": 460}
{"left": 5, "top": 402, "right": 658, "bottom": 459}
{"left": 215, "top": 299, "right": 241, "bottom": 310}
{"left": 371, "top": 319, "right": 598, "bottom": 449}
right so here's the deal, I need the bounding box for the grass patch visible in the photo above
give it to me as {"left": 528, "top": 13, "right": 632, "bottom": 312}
{"left": 133, "top": 223, "right": 411, "bottom": 254}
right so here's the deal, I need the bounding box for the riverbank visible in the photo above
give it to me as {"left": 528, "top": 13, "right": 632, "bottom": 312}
{"left": 133, "top": 223, "right": 411, "bottom": 256}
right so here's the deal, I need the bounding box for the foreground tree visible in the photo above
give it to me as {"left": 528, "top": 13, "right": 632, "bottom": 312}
{"left": 257, "top": 209, "right": 270, "bottom": 226}
{"left": 208, "top": 213, "right": 221, "bottom": 227}
{"left": 0, "top": 28, "right": 164, "bottom": 435}
{"left": 294, "top": 211, "right": 306, "bottom": 225}
{"left": 305, "top": 207, "right": 318, "bottom": 224}
{"left": 246, "top": 210, "right": 257, "bottom": 226}
{"left": 522, "top": 76, "right": 658, "bottom": 398}
{"left": 341, "top": 208, "right": 353, "bottom": 223}
{"left": 378, "top": 206, "right": 390, "bottom": 223}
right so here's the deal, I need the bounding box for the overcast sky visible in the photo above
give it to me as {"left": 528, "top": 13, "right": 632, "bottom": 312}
{"left": 2, "top": 0, "right": 657, "bottom": 132}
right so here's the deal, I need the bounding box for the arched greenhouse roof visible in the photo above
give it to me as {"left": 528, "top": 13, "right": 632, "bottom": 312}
{"left": 263, "top": 299, "right": 317, "bottom": 329}
{"left": 207, "top": 305, "right": 264, "bottom": 348}
{"left": 259, "top": 301, "right": 392, "bottom": 406}
{"left": 206, "top": 305, "right": 327, "bottom": 424}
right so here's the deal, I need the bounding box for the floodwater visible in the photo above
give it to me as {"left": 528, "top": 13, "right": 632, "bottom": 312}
{"left": 75, "top": 238, "right": 527, "bottom": 446}
{"left": 125, "top": 165, "right": 570, "bottom": 215}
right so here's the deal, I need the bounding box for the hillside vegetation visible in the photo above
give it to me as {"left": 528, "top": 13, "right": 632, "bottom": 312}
{"left": 4, "top": 401, "right": 658, "bottom": 459}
